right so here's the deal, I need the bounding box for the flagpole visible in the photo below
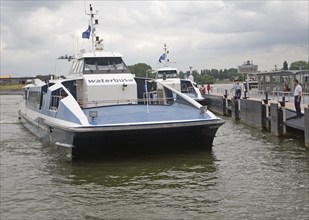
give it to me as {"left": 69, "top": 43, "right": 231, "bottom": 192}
{"left": 89, "top": 4, "right": 94, "bottom": 52}
{"left": 85, "top": 4, "right": 97, "bottom": 52}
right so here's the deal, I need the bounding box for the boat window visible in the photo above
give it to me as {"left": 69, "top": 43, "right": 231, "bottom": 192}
{"left": 77, "top": 60, "right": 84, "bottom": 73}
{"left": 72, "top": 60, "right": 84, "bottom": 74}
{"left": 72, "top": 62, "right": 78, "bottom": 73}
{"left": 84, "top": 59, "right": 96, "bottom": 73}
{"left": 50, "top": 88, "right": 68, "bottom": 111}
{"left": 157, "top": 70, "right": 178, "bottom": 78}
{"left": 28, "top": 91, "right": 41, "bottom": 107}
{"left": 73, "top": 60, "right": 79, "bottom": 73}
{"left": 83, "top": 57, "right": 128, "bottom": 74}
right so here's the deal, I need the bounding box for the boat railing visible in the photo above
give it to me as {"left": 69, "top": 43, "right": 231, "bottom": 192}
{"left": 85, "top": 99, "right": 137, "bottom": 107}
{"left": 143, "top": 90, "right": 174, "bottom": 105}
{"left": 143, "top": 91, "right": 157, "bottom": 105}
{"left": 83, "top": 96, "right": 171, "bottom": 107}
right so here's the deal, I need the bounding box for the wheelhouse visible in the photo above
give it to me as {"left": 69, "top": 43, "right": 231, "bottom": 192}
{"left": 157, "top": 68, "right": 178, "bottom": 79}
{"left": 69, "top": 53, "right": 130, "bottom": 76}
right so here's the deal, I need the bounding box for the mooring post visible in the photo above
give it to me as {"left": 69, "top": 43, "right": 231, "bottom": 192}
{"left": 265, "top": 92, "right": 268, "bottom": 101}
{"left": 270, "top": 103, "right": 280, "bottom": 136}
{"left": 231, "top": 97, "right": 240, "bottom": 120}
{"left": 262, "top": 92, "right": 270, "bottom": 129}
{"left": 305, "top": 107, "right": 309, "bottom": 147}
{"left": 224, "top": 90, "right": 228, "bottom": 115}
{"left": 280, "top": 97, "right": 286, "bottom": 135}
{"left": 222, "top": 96, "right": 226, "bottom": 115}
{"left": 265, "top": 103, "right": 269, "bottom": 128}
{"left": 238, "top": 99, "right": 241, "bottom": 112}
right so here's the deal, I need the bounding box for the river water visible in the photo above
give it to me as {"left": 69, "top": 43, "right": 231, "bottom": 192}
{"left": 1, "top": 95, "right": 308, "bottom": 220}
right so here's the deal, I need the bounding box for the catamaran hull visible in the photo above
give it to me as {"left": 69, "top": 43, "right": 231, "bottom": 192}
{"left": 18, "top": 110, "right": 224, "bottom": 159}
{"left": 72, "top": 121, "right": 223, "bottom": 158}
{"left": 18, "top": 111, "right": 75, "bottom": 158}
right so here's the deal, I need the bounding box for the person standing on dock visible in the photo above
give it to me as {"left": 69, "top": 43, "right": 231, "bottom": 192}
{"left": 206, "top": 83, "right": 211, "bottom": 94}
{"left": 235, "top": 82, "right": 241, "bottom": 99}
{"left": 293, "top": 79, "right": 302, "bottom": 118}
{"left": 199, "top": 85, "right": 205, "bottom": 94}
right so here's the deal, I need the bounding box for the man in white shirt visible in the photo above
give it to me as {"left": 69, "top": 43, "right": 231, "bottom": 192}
{"left": 293, "top": 79, "right": 302, "bottom": 118}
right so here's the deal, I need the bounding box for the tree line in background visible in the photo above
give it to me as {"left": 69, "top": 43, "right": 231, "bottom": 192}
{"left": 128, "top": 60, "right": 309, "bottom": 85}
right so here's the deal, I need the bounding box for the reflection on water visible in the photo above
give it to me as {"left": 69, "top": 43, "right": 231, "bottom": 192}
{"left": 50, "top": 151, "right": 220, "bottom": 219}
{"left": 68, "top": 150, "right": 217, "bottom": 187}
{"left": 1, "top": 95, "right": 308, "bottom": 220}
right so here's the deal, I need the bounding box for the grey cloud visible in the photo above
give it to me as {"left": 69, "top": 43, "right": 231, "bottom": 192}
{"left": 1, "top": 1, "right": 308, "bottom": 76}
{"left": 1, "top": 0, "right": 63, "bottom": 12}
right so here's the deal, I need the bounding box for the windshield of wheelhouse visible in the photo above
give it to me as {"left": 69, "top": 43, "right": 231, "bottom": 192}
{"left": 157, "top": 70, "right": 178, "bottom": 78}
{"left": 83, "top": 57, "right": 129, "bottom": 74}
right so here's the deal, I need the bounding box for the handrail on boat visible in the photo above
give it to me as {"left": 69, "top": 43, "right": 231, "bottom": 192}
{"left": 157, "top": 81, "right": 206, "bottom": 113}
{"left": 143, "top": 91, "right": 159, "bottom": 105}
{"left": 83, "top": 97, "right": 170, "bottom": 107}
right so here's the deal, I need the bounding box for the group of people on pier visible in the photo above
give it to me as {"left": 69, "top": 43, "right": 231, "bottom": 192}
{"left": 199, "top": 83, "right": 211, "bottom": 95}
{"left": 199, "top": 79, "right": 303, "bottom": 118}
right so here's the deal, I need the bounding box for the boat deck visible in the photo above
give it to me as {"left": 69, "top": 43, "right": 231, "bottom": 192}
{"left": 82, "top": 103, "right": 214, "bottom": 126}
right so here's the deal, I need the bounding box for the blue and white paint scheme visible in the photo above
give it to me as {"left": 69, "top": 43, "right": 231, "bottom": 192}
{"left": 18, "top": 4, "right": 224, "bottom": 159}
{"left": 155, "top": 44, "right": 206, "bottom": 104}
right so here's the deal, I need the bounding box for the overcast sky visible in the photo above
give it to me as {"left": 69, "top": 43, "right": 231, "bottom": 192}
{"left": 1, "top": 0, "right": 308, "bottom": 77}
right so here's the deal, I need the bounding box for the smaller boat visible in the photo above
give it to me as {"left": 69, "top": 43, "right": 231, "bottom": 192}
{"left": 243, "top": 79, "right": 258, "bottom": 91}
{"left": 156, "top": 44, "right": 206, "bottom": 105}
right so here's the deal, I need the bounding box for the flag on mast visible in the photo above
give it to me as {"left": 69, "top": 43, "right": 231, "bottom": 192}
{"left": 82, "top": 25, "right": 91, "bottom": 39}
{"left": 159, "top": 53, "right": 166, "bottom": 63}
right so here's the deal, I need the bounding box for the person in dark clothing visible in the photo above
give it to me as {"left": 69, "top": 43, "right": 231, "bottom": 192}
{"left": 293, "top": 79, "right": 302, "bottom": 118}
{"left": 206, "top": 83, "right": 211, "bottom": 94}
{"left": 235, "top": 82, "right": 241, "bottom": 99}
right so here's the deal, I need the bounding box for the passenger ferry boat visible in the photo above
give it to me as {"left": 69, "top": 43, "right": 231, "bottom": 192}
{"left": 156, "top": 44, "right": 206, "bottom": 104}
{"left": 18, "top": 4, "right": 224, "bottom": 159}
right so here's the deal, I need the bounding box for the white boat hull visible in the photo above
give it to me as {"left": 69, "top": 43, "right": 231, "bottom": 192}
{"left": 18, "top": 108, "right": 224, "bottom": 159}
{"left": 17, "top": 5, "right": 224, "bottom": 160}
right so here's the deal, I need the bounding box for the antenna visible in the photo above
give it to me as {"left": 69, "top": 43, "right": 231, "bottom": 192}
{"left": 72, "top": 33, "right": 75, "bottom": 56}
{"left": 84, "top": 0, "right": 87, "bottom": 14}
{"left": 85, "top": 4, "right": 99, "bottom": 52}
{"left": 110, "top": 33, "right": 112, "bottom": 51}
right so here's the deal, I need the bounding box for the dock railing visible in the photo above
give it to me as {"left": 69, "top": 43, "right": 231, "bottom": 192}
{"left": 249, "top": 90, "right": 309, "bottom": 104}
{"left": 210, "top": 84, "right": 309, "bottom": 105}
